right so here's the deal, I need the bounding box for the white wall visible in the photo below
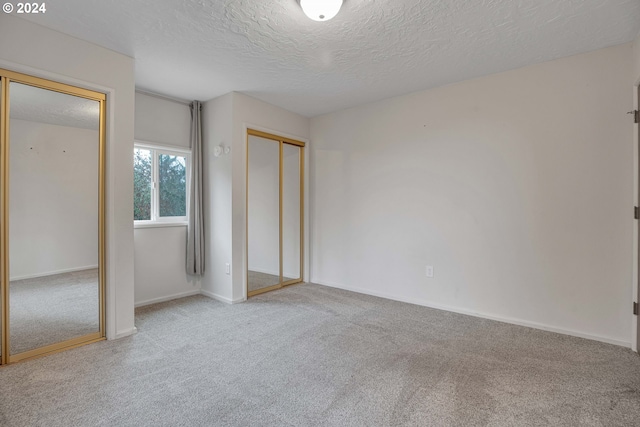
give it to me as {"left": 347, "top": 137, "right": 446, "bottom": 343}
{"left": 134, "top": 227, "right": 200, "bottom": 305}
{"left": 133, "top": 92, "right": 200, "bottom": 306}
{"left": 135, "top": 92, "right": 191, "bottom": 148}
{"left": 201, "top": 93, "right": 234, "bottom": 302}
{"left": 310, "top": 43, "right": 634, "bottom": 347}
{"left": 9, "top": 119, "right": 98, "bottom": 280}
{"left": 0, "top": 14, "right": 136, "bottom": 339}
{"left": 633, "top": 33, "right": 640, "bottom": 85}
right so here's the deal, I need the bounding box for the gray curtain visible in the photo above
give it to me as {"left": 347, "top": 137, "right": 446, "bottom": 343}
{"left": 187, "top": 101, "right": 205, "bottom": 275}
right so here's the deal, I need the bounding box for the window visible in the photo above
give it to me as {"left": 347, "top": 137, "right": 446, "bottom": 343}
{"left": 134, "top": 143, "right": 190, "bottom": 226}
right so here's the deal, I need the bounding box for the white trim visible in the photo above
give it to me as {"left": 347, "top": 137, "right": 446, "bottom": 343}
{"left": 10, "top": 265, "right": 98, "bottom": 281}
{"left": 0, "top": 60, "right": 119, "bottom": 94}
{"left": 242, "top": 124, "right": 309, "bottom": 148}
{"left": 134, "top": 221, "right": 188, "bottom": 229}
{"left": 113, "top": 327, "right": 137, "bottom": 340}
{"left": 135, "top": 289, "right": 201, "bottom": 308}
{"left": 135, "top": 89, "right": 191, "bottom": 106}
{"left": 201, "top": 289, "right": 245, "bottom": 304}
{"left": 133, "top": 142, "right": 191, "bottom": 225}
{"left": 304, "top": 135, "right": 310, "bottom": 285}
{"left": 106, "top": 86, "right": 117, "bottom": 341}
{"left": 312, "top": 277, "right": 631, "bottom": 348}
{"left": 134, "top": 140, "right": 191, "bottom": 154}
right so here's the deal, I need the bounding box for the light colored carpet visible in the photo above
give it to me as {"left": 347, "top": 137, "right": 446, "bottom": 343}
{"left": 8, "top": 269, "right": 99, "bottom": 355}
{"left": 0, "top": 284, "right": 639, "bottom": 426}
{"left": 247, "top": 270, "right": 295, "bottom": 292}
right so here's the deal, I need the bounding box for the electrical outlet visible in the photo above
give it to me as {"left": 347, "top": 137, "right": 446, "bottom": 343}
{"left": 426, "top": 265, "right": 434, "bottom": 278}
{"left": 225, "top": 263, "right": 230, "bottom": 275}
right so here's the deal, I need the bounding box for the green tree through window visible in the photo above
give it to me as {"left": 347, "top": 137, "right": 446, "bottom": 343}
{"left": 133, "top": 145, "right": 190, "bottom": 222}
{"left": 158, "top": 154, "right": 186, "bottom": 217}
{"left": 134, "top": 148, "right": 151, "bottom": 221}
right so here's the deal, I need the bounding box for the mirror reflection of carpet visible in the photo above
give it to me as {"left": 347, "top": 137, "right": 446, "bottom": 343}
{"left": 9, "top": 269, "right": 100, "bottom": 355}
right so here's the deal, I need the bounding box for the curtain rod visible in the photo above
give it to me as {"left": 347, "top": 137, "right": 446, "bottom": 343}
{"left": 135, "top": 89, "right": 192, "bottom": 106}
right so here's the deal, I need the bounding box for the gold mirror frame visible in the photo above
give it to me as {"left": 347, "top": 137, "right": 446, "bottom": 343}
{"left": 0, "top": 69, "right": 106, "bottom": 364}
{"left": 246, "top": 129, "right": 305, "bottom": 297}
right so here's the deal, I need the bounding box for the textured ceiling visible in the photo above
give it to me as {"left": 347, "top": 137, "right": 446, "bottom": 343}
{"left": 10, "top": 83, "right": 100, "bottom": 130}
{"left": 16, "top": 0, "right": 640, "bottom": 117}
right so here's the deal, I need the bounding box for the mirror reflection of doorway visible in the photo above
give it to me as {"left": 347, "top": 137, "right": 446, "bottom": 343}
{"left": 246, "top": 129, "right": 304, "bottom": 297}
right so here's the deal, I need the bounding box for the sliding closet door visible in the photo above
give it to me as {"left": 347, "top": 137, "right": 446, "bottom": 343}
{"left": 246, "top": 130, "right": 304, "bottom": 298}
{"left": 282, "top": 143, "right": 302, "bottom": 284}
{"left": 0, "top": 76, "right": 5, "bottom": 363}
{"left": 247, "top": 135, "right": 281, "bottom": 294}
{"left": 0, "top": 69, "right": 106, "bottom": 364}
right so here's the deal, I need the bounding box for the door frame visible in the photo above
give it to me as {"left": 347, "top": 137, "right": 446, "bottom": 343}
{"left": 635, "top": 84, "right": 640, "bottom": 353}
{"left": 245, "top": 128, "right": 305, "bottom": 298}
{"left": 0, "top": 68, "right": 106, "bottom": 364}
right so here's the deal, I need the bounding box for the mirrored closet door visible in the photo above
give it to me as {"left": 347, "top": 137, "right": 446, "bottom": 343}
{"left": 0, "top": 69, "right": 106, "bottom": 364}
{"left": 246, "top": 129, "right": 304, "bottom": 297}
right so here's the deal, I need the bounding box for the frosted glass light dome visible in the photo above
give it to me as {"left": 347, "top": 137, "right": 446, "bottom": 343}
{"left": 300, "top": 0, "right": 343, "bottom": 22}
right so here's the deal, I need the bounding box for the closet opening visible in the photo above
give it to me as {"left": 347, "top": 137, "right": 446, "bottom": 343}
{"left": 246, "top": 129, "right": 304, "bottom": 297}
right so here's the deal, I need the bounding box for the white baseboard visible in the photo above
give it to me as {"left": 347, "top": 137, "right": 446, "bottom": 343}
{"left": 11, "top": 264, "right": 99, "bottom": 281}
{"left": 135, "top": 289, "right": 201, "bottom": 308}
{"left": 312, "top": 277, "right": 631, "bottom": 348}
{"left": 200, "top": 289, "right": 245, "bottom": 304}
{"left": 248, "top": 267, "right": 280, "bottom": 276}
{"left": 113, "top": 327, "right": 138, "bottom": 340}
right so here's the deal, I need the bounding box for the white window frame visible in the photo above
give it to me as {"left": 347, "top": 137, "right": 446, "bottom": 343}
{"left": 134, "top": 141, "right": 191, "bottom": 228}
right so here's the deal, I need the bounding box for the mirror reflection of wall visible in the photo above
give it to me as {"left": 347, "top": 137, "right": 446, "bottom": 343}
{"left": 247, "top": 135, "right": 280, "bottom": 294}
{"left": 8, "top": 82, "right": 101, "bottom": 356}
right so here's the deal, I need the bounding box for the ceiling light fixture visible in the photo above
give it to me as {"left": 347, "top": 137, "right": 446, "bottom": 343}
{"left": 299, "top": 0, "right": 343, "bottom": 22}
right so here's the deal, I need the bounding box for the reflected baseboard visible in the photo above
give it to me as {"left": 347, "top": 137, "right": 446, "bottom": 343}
{"left": 10, "top": 265, "right": 99, "bottom": 282}
{"left": 246, "top": 267, "right": 279, "bottom": 276}
{"left": 248, "top": 266, "right": 300, "bottom": 278}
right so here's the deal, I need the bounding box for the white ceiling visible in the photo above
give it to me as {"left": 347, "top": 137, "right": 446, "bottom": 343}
{"left": 18, "top": 0, "right": 640, "bottom": 117}
{"left": 10, "top": 82, "right": 100, "bottom": 130}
